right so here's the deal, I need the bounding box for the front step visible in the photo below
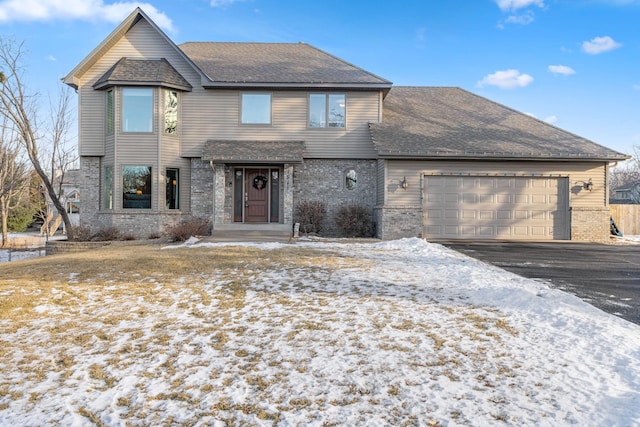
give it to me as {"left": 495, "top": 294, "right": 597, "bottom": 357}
{"left": 208, "top": 224, "right": 293, "bottom": 243}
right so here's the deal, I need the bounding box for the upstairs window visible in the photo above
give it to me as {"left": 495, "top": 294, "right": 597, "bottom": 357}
{"left": 106, "top": 89, "right": 114, "bottom": 135}
{"left": 164, "top": 90, "right": 178, "bottom": 134}
{"left": 122, "top": 88, "right": 153, "bottom": 132}
{"left": 241, "top": 93, "right": 271, "bottom": 124}
{"left": 309, "top": 93, "right": 345, "bottom": 128}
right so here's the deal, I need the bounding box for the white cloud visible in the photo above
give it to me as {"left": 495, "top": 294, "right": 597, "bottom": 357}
{"left": 582, "top": 36, "right": 622, "bottom": 54}
{"left": 210, "top": 0, "right": 242, "bottom": 6}
{"left": 0, "top": 0, "right": 174, "bottom": 32}
{"left": 46, "top": 55, "right": 56, "bottom": 61}
{"left": 504, "top": 11, "right": 535, "bottom": 25}
{"left": 544, "top": 115, "right": 558, "bottom": 124}
{"left": 495, "top": 0, "right": 544, "bottom": 12}
{"left": 477, "top": 69, "right": 534, "bottom": 89}
{"left": 548, "top": 65, "right": 576, "bottom": 75}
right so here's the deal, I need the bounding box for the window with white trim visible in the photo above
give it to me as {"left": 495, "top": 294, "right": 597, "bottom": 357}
{"left": 309, "top": 93, "right": 345, "bottom": 128}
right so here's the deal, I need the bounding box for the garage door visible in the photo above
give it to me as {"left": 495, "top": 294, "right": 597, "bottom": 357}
{"left": 423, "top": 176, "right": 569, "bottom": 240}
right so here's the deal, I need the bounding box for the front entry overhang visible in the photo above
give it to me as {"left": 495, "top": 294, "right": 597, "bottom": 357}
{"left": 202, "top": 140, "right": 306, "bottom": 164}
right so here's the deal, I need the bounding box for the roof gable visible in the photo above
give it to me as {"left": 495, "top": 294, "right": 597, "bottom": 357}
{"left": 179, "top": 42, "right": 392, "bottom": 89}
{"left": 62, "top": 8, "right": 203, "bottom": 89}
{"left": 370, "top": 87, "right": 629, "bottom": 161}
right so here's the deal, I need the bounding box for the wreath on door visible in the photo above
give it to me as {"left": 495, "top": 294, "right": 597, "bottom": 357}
{"left": 253, "top": 175, "right": 268, "bottom": 190}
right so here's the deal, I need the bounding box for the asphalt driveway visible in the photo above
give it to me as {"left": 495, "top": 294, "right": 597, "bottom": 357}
{"left": 442, "top": 242, "right": 640, "bottom": 326}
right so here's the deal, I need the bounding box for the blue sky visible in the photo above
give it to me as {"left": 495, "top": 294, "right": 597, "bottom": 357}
{"left": 0, "top": 0, "right": 638, "bottom": 156}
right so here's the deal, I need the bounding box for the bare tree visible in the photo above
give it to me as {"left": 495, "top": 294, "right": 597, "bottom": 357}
{"left": 0, "top": 120, "right": 29, "bottom": 246}
{"left": 609, "top": 145, "right": 640, "bottom": 202}
{"left": 0, "top": 37, "right": 76, "bottom": 238}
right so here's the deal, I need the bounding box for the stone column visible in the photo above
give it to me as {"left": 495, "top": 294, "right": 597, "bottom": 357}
{"left": 213, "top": 162, "right": 226, "bottom": 225}
{"left": 283, "top": 164, "right": 294, "bottom": 225}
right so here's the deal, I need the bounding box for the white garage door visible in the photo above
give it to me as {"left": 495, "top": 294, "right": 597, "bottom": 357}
{"left": 423, "top": 176, "right": 569, "bottom": 240}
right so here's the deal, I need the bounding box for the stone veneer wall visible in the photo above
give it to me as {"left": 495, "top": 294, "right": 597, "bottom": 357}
{"left": 79, "top": 157, "right": 101, "bottom": 230}
{"left": 95, "top": 211, "right": 184, "bottom": 238}
{"left": 293, "top": 159, "right": 377, "bottom": 236}
{"left": 190, "top": 159, "right": 214, "bottom": 221}
{"left": 570, "top": 207, "right": 611, "bottom": 243}
{"left": 374, "top": 206, "right": 423, "bottom": 240}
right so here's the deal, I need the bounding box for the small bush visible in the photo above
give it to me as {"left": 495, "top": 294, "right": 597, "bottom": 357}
{"left": 334, "top": 205, "right": 373, "bottom": 237}
{"left": 148, "top": 231, "right": 164, "bottom": 240}
{"left": 69, "top": 225, "right": 92, "bottom": 242}
{"left": 92, "top": 227, "right": 121, "bottom": 242}
{"left": 166, "top": 217, "right": 211, "bottom": 242}
{"left": 295, "top": 200, "right": 327, "bottom": 235}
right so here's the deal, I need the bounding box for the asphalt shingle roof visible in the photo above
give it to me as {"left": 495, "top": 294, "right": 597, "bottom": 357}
{"left": 370, "top": 87, "right": 628, "bottom": 161}
{"left": 93, "top": 58, "right": 192, "bottom": 91}
{"left": 179, "top": 42, "right": 391, "bottom": 87}
{"left": 203, "top": 140, "right": 306, "bottom": 164}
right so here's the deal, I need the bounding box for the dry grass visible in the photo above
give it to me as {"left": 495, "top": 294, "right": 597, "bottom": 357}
{"left": 0, "top": 241, "right": 525, "bottom": 425}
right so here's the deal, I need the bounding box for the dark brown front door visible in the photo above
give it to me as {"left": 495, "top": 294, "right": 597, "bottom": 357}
{"left": 245, "top": 169, "right": 269, "bottom": 222}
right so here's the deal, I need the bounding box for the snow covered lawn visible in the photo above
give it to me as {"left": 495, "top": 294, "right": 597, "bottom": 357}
{"left": 0, "top": 238, "right": 638, "bottom": 426}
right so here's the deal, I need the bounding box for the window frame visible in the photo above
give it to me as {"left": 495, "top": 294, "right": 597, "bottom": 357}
{"left": 164, "top": 89, "right": 178, "bottom": 135}
{"left": 166, "top": 168, "right": 179, "bottom": 210}
{"left": 122, "top": 165, "right": 152, "bottom": 209}
{"left": 103, "top": 165, "right": 113, "bottom": 210}
{"left": 105, "top": 89, "right": 114, "bottom": 135}
{"left": 241, "top": 93, "right": 272, "bottom": 125}
{"left": 122, "top": 87, "right": 154, "bottom": 133}
{"left": 308, "top": 93, "right": 346, "bottom": 128}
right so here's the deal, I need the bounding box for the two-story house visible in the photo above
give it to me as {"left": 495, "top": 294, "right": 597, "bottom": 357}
{"left": 63, "top": 8, "right": 628, "bottom": 242}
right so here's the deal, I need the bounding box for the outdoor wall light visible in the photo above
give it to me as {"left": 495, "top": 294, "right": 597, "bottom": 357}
{"left": 584, "top": 178, "right": 593, "bottom": 191}
{"left": 400, "top": 176, "right": 408, "bottom": 189}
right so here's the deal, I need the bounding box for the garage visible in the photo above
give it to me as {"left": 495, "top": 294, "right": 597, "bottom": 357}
{"left": 423, "top": 175, "right": 570, "bottom": 240}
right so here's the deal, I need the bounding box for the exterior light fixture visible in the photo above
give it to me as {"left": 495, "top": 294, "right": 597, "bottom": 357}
{"left": 400, "top": 176, "right": 408, "bottom": 189}
{"left": 584, "top": 178, "right": 593, "bottom": 191}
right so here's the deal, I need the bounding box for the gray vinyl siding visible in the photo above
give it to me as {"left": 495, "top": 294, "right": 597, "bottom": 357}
{"left": 180, "top": 90, "right": 381, "bottom": 159}
{"left": 75, "top": 18, "right": 382, "bottom": 160}
{"left": 76, "top": 19, "right": 200, "bottom": 156}
{"left": 384, "top": 160, "right": 608, "bottom": 209}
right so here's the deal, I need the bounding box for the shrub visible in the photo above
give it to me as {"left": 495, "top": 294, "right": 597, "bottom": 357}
{"left": 295, "top": 200, "right": 327, "bottom": 235}
{"left": 69, "top": 225, "right": 92, "bottom": 242}
{"left": 334, "top": 205, "right": 373, "bottom": 238}
{"left": 166, "top": 217, "right": 211, "bottom": 242}
{"left": 148, "top": 231, "right": 164, "bottom": 240}
{"left": 92, "top": 226, "right": 121, "bottom": 242}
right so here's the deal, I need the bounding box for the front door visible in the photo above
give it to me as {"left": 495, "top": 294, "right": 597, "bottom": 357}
{"left": 245, "top": 168, "right": 269, "bottom": 222}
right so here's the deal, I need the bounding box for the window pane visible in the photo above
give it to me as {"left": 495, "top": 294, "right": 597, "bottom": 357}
{"left": 123, "top": 88, "right": 153, "bottom": 132}
{"left": 309, "top": 94, "right": 326, "bottom": 128}
{"left": 241, "top": 94, "right": 271, "bottom": 124}
{"left": 106, "top": 90, "right": 114, "bottom": 135}
{"left": 165, "top": 90, "right": 178, "bottom": 134}
{"left": 270, "top": 169, "right": 279, "bottom": 222}
{"left": 123, "top": 166, "right": 152, "bottom": 209}
{"left": 104, "top": 166, "right": 113, "bottom": 209}
{"left": 328, "top": 94, "right": 346, "bottom": 128}
{"left": 166, "top": 168, "right": 179, "bottom": 209}
{"left": 345, "top": 169, "right": 357, "bottom": 190}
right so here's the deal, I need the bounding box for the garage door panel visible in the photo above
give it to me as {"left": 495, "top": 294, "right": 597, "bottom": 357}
{"left": 423, "top": 176, "right": 568, "bottom": 240}
{"left": 497, "top": 210, "right": 512, "bottom": 220}
{"left": 462, "top": 193, "right": 477, "bottom": 203}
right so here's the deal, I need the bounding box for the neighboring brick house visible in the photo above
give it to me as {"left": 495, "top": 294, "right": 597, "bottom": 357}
{"left": 63, "top": 8, "right": 629, "bottom": 242}
{"left": 611, "top": 181, "right": 640, "bottom": 204}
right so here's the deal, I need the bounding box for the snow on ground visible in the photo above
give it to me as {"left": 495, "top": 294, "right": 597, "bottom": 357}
{"left": 1, "top": 238, "right": 639, "bottom": 425}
